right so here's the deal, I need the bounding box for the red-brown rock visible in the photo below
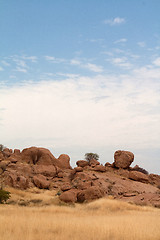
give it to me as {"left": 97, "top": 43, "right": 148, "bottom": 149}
{"left": 129, "top": 171, "right": 149, "bottom": 183}
{"left": 77, "top": 186, "right": 105, "bottom": 203}
{"left": 76, "top": 160, "right": 89, "bottom": 168}
{"left": 33, "top": 174, "right": 50, "bottom": 189}
{"left": 61, "top": 183, "right": 72, "bottom": 191}
{"left": 105, "top": 162, "right": 111, "bottom": 167}
{"left": 74, "top": 167, "right": 83, "bottom": 172}
{"left": 114, "top": 150, "right": 134, "bottom": 169}
{"left": 89, "top": 159, "right": 100, "bottom": 167}
{"left": 21, "top": 147, "right": 57, "bottom": 165}
{"left": 93, "top": 165, "right": 106, "bottom": 172}
{"left": 58, "top": 154, "right": 72, "bottom": 169}
{"left": 59, "top": 189, "right": 78, "bottom": 203}
{"left": 149, "top": 174, "right": 160, "bottom": 187}
{"left": 14, "top": 149, "right": 21, "bottom": 155}
{"left": 33, "top": 165, "right": 57, "bottom": 177}
{"left": 4, "top": 171, "right": 29, "bottom": 189}
{"left": 0, "top": 151, "right": 4, "bottom": 160}
{"left": 3, "top": 148, "right": 12, "bottom": 158}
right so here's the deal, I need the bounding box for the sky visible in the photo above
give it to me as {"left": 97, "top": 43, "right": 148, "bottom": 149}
{"left": 0, "top": 0, "right": 160, "bottom": 174}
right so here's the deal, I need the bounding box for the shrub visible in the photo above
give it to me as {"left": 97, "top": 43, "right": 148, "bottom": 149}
{"left": 132, "top": 165, "right": 149, "bottom": 175}
{"left": 0, "top": 144, "right": 5, "bottom": 152}
{"left": 0, "top": 189, "right": 11, "bottom": 204}
{"left": 85, "top": 153, "right": 99, "bottom": 162}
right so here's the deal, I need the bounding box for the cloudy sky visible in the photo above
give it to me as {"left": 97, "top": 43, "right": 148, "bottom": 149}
{"left": 0, "top": 0, "right": 160, "bottom": 173}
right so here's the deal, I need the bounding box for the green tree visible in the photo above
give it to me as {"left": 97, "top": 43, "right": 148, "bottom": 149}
{"left": 0, "top": 144, "right": 5, "bottom": 152}
{"left": 0, "top": 189, "right": 11, "bottom": 204}
{"left": 84, "top": 153, "right": 99, "bottom": 162}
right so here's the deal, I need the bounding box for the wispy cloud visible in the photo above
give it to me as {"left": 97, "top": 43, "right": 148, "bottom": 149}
{"left": 45, "top": 56, "right": 56, "bottom": 61}
{"left": 114, "top": 38, "right": 127, "bottom": 44}
{"left": 1, "top": 67, "right": 160, "bottom": 173}
{"left": 15, "top": 67, "right": 27, "bottom": 73}
{"left": 0, "top": 66, "right": 4, "bottom": 71}
{"left": 22, "top": 56, "right": 38, "bottom": 63}
{"left": 104, "top": 17, "right": 125, "bottom": 26}
{"left": 70, "top": 59, "right": 103, "bottom": 73}
{"left": 1, "top": 60, "right": 10, "bottom": 66}
{"left": 137, "top": 42, "right": 146, "bottom": 48}
{"left": 84, "top": 63, "right": 103, "bottom": 73}
{"left": 70, "top": 59, "right": 81, "bottom": 65}
{"left": 88, "top": 38, "right": 104, "bottom": 43}
{"left": 44, "top": 55, "right": 65, "bottom": 63}
{"left": 153, "top": 57, "right": 160, "bottom": 67}
{"left": 1, "top": 71, "right": 160, "bottom": 151}
{"left": 111, "top": 57, "right": 132, "bottom": 69}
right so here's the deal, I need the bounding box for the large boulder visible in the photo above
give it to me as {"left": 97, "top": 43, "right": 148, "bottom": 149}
{"left": 33, "top": 174, "right": 50, "bottom": 189}
{"left": 0, "top": 151, "right": 4, "bottom": 160}
{"left": 129, "top": 171, "right": 149, "bottom": 183}
{"left": 21, "top": 147, "right": 57, "bottom": 165}
{"left": 149, "top": 174, "right": 160, "bottom": 187}
{"left": 21, "top": 147, "right": 72, "bottom": 169}
{"left": 4, "top": 171, "right": 29, "bottom": 189}
{"left": 93, "top": 165, "right": 106, "bottom": 172}
{"left": 59, "top": 189, "right": 78, "bottom": 203}
{"left": 58, "top": 154, "right": 72, "bottom": 169}
{"left": 14, "top": 149, "right": 21, "bottom": 155}
{"left": 89, "top": 159, "right": 100, "bottom": 167}
{"left": 114, "top": 150, "right": 134, "bottom": 169}
{"left": 33, "top": 165, "right": 57, "bottom": 177}
{"left": 76, "top": 160, "right": 89, "bottom": 168}
{"left": 77, "top": 186, "right": 105, "bottom": 203}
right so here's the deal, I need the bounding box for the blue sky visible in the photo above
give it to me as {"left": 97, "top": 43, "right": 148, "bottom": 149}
{"left": 0, "top": 0, "right": 160, "bottom": 173}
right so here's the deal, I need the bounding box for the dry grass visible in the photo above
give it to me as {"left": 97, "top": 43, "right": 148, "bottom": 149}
{"left": 0, "top": 188, "right": 160, "bottom": 240}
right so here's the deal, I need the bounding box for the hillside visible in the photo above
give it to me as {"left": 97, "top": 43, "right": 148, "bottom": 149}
{"left": 0, "top": 147, "right": 160, "bottom": 207}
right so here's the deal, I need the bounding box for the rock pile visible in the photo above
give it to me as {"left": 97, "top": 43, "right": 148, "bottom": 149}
{"left": 0, "top": 147, "right": 160, "bottom": 207}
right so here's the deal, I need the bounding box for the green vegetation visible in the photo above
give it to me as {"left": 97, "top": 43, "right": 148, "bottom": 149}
{"left": 84, "top": 153, "right": 99, "bottom": 162}
{"left": 0, "top": 189, "right": 11, "bottom": 204}
{"left": 0, "top": 144, "right": 5, "bottom": 152}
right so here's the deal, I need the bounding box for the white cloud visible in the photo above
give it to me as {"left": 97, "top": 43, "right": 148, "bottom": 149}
{"left": 44, "top": 55, "right": 65, "bottom": 63}
{"left": 1, "top": 71, "right": 160, "bottom": 148}
{"left": 84, "top": 63, "right": 103, "bottom": 73}
{"left": 153, "top": 57, "right": 160, "bottom": 67}
{"left": 0, "top": 66, "right": 4, "bottom": 71}
{"left": 15, "top": 67, "right": 27, "bottom": 73}
{"left": 70, "top": 59, "right": 81, "bottom": 65}
{"left": 114, "top": 38, "right": 127, "bottom": 44}
{"left": 22, "top": 56, "right": 38, "bottom": 63}
{"left": 70, "top": 59, "right": 103, "bottom": 73}
{"left": 1, "top": 69, "right": 160, "bottom": 173}
{"left": 104, "top": 17, "right": 125, "bottom": 26}
{"left": 12, "top": 58, "right": 28, "bottom": 68}
{"left": 45, "top": 56, "right": 56, "bottom": 61}
{"left": 137, "top": 42, "right": 146, "bottom": 47}
{"left": 111, "top": 57, "right": 132, "bottom": 69}
{"left": 89, "top": 38, "right": 104, "bottom": 43}
{"left": 1, "top": 60, "right": 10, "bottom": 66}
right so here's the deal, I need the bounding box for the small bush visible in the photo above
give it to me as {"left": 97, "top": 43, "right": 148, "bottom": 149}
{"left": 132, "top": 165, "right": 149, "bottom": 175}
{"left": 85, "top": 153, "right": 99, "bottom": 162}
{"left": 0, "top": 189, "right": 11, "bottom": 204}
{"left": 0, "top": 144, "right": 5, "bottom": 152}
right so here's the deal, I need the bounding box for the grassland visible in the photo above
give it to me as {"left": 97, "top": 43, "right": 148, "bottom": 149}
{"left": 0, "top": 187, "right": 160, "bottom": 240}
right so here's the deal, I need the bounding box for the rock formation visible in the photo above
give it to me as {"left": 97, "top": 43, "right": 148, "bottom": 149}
{"left": 114, "top": 150, "right": 134, "bottom": 168}
{"left": 0, "top": 147, "right": 160, "bottom": 207}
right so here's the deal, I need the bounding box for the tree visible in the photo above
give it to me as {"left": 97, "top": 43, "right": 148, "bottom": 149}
{"left": 84, "top": 153, "right": 99, "bottom": 162}
{"left": 0, "top": 144, "right": 5, "bottom": 152}
{"left": 0, "top": 189, "right": 11, "bottom": 204}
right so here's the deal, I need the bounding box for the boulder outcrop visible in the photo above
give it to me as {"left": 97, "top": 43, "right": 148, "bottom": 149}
{"left": 114, "top": 150, "right": 134, "bottom": 169}
{"left": 0, "top": 147, "right": 160, "bottom": 208}
{"left": 129, "top": 171, "right": 149, "bottom": 183}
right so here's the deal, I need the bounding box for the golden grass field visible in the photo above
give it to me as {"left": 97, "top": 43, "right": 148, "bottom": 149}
{"left": 0, "top": 187, "right": 160, "bottom": 240}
